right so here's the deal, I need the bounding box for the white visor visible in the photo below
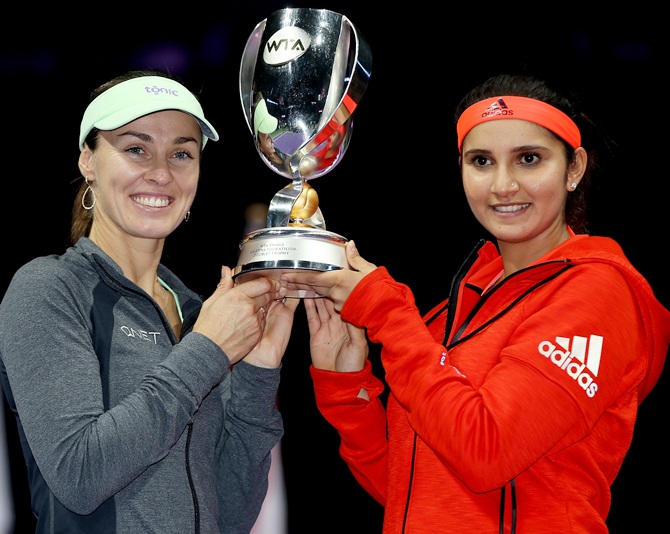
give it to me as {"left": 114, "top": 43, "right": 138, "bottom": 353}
{"left": 79, "top": 75, "right": 219, "bottom": 149}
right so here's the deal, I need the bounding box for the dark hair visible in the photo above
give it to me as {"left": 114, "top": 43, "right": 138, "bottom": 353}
{"left": 454, "top": 73, "right": 610, "bottom": 234}
{"left": 70, "top": 69, "right": 193, "bottom": 245}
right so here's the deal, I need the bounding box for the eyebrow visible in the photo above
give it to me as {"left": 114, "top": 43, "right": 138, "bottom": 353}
{"left": 118, "top": 131, "right": 152, "bottom": 142}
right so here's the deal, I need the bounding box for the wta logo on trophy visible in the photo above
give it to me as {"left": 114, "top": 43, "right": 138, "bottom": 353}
{"left": 262, "top": 27, "right": 311, "bottom": 65}
{"left": 234, "top": 8, "right": 372, "bottom": 298}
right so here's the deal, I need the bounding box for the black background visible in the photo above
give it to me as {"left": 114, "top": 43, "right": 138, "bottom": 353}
{"left": 1, "top": 3, "right": 666, "bottom": 533}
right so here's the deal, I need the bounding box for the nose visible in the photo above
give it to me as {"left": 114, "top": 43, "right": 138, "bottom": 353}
{"left": 144, "top": 158, "right": 174, "bottom": 185}
{"left": 490, "top": 166, "right": 518, "bottom": 195}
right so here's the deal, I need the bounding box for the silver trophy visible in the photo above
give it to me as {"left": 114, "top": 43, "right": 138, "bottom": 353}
{"left": 233, "top": 8, "right": 371, "bottom": 298}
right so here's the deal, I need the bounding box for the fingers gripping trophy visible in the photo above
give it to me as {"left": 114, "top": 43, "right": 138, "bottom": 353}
{"left": 234, "top": 8, "right": 372, "bottom": 298}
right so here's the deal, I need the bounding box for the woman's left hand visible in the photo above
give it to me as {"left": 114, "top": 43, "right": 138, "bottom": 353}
{"left": 306, "top": 297, "right": 368, "bottom": 373}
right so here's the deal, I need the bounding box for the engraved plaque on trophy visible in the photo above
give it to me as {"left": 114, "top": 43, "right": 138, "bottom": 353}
{"left": 233, "top": 8, "right": 371, "bottom": 297}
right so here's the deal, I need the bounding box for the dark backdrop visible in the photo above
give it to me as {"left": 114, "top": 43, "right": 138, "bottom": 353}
{"left": 1, "top": 3, "right": 666, "bottom": 533}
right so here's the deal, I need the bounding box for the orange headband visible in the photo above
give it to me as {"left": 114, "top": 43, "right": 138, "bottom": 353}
{"left": 456, "top": 95, "right": 581, "bottom": 152}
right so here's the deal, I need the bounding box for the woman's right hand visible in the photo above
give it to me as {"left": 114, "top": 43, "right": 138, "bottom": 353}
{"left": 243, "top": 295, "right": 300, "bottom": 369}
{"left": 305, "top": 297, "right": 368, "bottom": 373}
{"left": 192, "top": 266, "right": 280, "bottom": 364}
{"left": 279, "top": 240, "right": 376, "bottom": 311}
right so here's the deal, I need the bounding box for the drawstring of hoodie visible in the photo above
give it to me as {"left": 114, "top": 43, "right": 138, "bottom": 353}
{"left": 499, "top": 479, "right": 517, "bottom": 534}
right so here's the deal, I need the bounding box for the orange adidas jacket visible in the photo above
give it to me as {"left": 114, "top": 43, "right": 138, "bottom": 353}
{"left": 311, "top": 234, "right": 670, "bottom": 533}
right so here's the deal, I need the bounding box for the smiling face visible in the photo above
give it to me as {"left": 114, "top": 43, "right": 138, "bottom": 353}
{"left": 460, "top": 119, "right": 586, "bottom": 265}
{"left": 78, "top": 110, "right": 202, "bottom": 245}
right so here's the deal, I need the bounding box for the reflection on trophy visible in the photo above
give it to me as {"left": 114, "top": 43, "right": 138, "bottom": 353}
{"left": 233, "top": 8, "right": 372, "bottom": 298}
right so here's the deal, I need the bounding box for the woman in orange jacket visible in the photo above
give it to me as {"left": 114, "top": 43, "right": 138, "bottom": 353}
{"left": 279, "top": 73, "right": 670, "bottom": 533}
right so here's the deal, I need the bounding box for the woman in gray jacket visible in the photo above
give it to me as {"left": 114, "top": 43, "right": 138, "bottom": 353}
{"left": 0, "top": 69, "right": 298, "bottom": 534}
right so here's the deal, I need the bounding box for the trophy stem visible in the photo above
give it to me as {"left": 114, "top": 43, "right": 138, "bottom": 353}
{"left": 268, "top": 178, "right": 324, "bottom": 229}
{"left": 266, "top": 178, "right": 301, "bottom": 228}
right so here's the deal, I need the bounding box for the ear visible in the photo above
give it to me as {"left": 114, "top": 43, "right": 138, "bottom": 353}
{"left": 566, "top": 147, "right": 587, "bottom": 190}
{"left": 78, "top": 147, "right": 95, "bottom": 181}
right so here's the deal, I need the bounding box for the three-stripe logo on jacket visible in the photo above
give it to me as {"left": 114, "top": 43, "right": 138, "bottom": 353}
{"left": 537, "top": 335, "right": 603, "bottom": 398}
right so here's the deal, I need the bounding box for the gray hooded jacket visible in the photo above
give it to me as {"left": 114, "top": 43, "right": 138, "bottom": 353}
{"left": 0, "top": 237, "right": 283, "bottom": 533}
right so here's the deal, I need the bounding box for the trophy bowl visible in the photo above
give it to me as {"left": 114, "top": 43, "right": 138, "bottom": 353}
{"left": 233, "top": 7, "right": 371, "bottom": 298}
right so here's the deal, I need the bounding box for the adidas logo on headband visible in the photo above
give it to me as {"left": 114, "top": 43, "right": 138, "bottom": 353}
{"left": 482, "top": 98, "right": 512, "bottom": 117}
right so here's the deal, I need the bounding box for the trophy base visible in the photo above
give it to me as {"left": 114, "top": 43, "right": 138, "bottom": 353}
{"left": 233, "top": 226, "right": 348, "bottom": 298}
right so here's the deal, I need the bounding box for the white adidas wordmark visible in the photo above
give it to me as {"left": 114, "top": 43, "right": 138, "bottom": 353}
{"left": 537, "top": 335, "right": 603, "bottom": 398}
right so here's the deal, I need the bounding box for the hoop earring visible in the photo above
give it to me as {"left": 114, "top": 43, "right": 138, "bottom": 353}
{"left": 82, "top": 180, "right": 96, "bottom": 210}
{"left": 184, "top": 210, "right": 190, "bottom": 222}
